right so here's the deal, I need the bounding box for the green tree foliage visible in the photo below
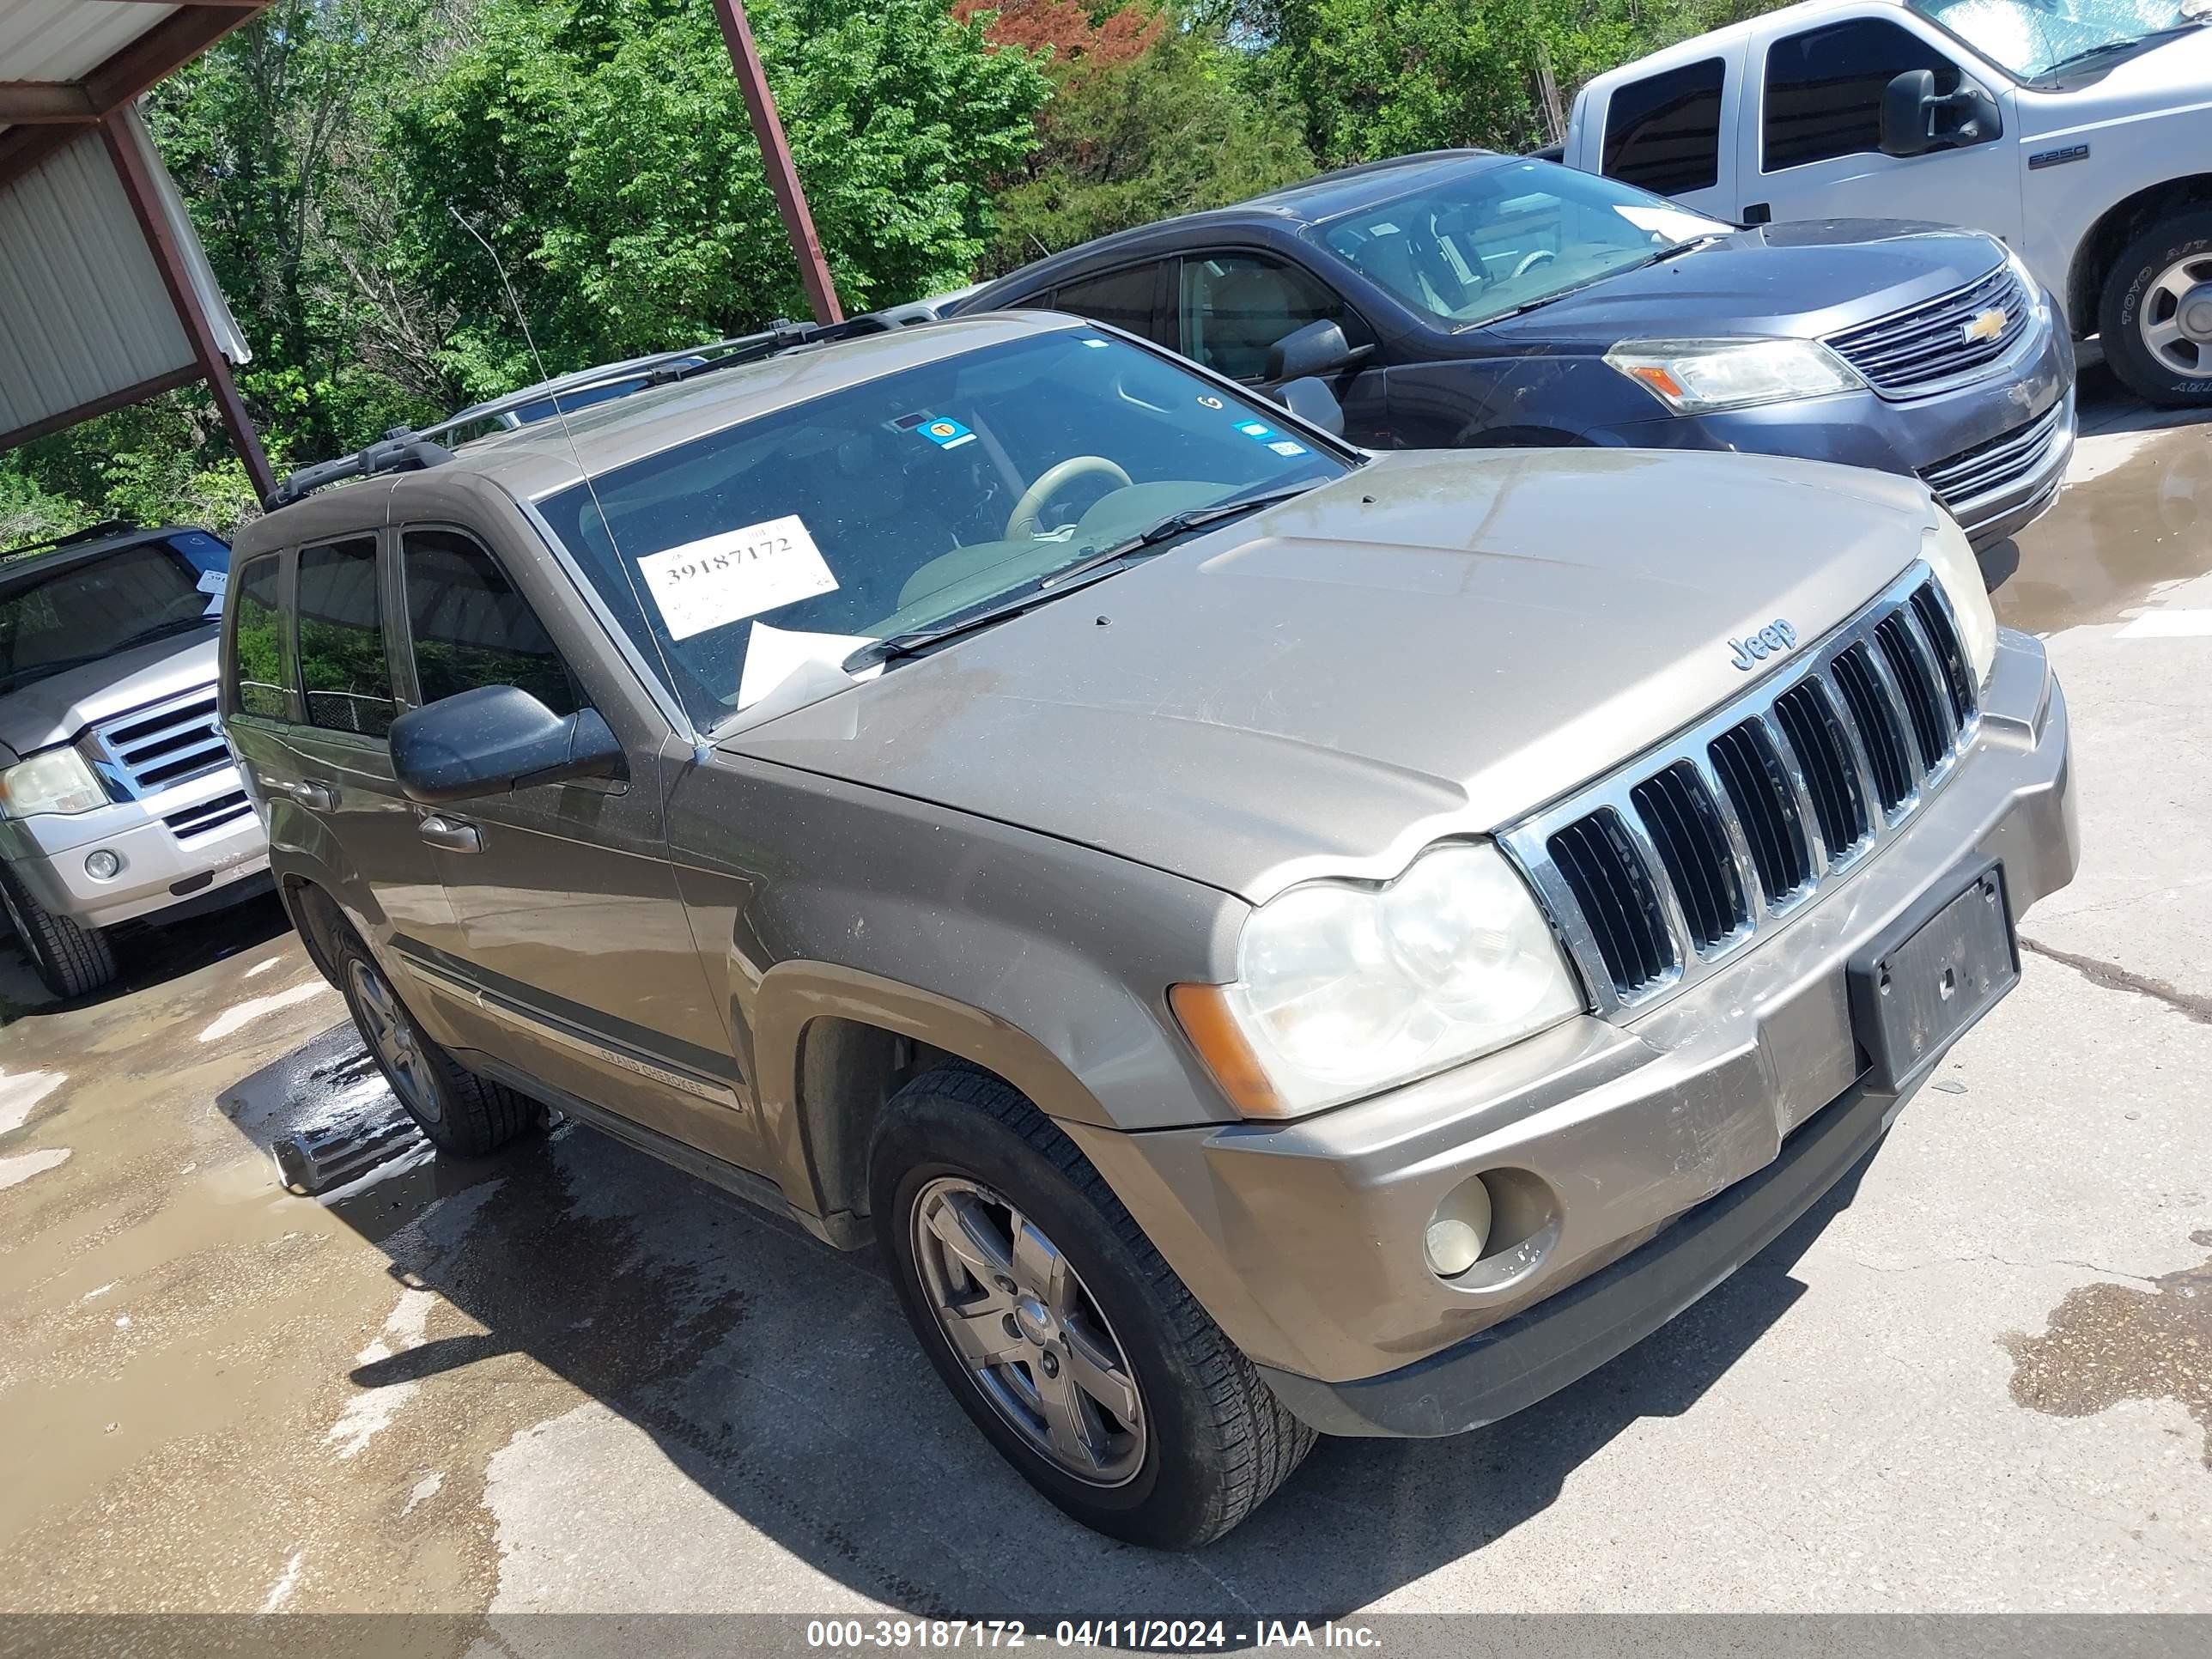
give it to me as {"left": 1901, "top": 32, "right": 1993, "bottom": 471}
{"left": 1252, "top": 0, "right": 1778, "bottom": 165}
{"left": 979, "top": 9, "right": 1316, "bottom": 273}
{"left": 390, "top": 0, "right": 1048, "bottom": 396}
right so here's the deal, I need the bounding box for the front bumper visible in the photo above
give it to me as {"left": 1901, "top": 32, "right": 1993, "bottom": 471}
{"left": 1, "top": 765, "right": 269, "bottom": 929}
{"left": 1066, "top": 632, "right": 2074, "bottom": 1429}
{"left": 1605, "top": 318, "right": 2075, "bottom": 551}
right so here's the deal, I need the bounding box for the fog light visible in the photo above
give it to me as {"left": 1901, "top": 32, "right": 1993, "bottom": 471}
{"left": 83, "top": 848, "right": 121, "bottom": 881}
{"left": 1424, "top": 1175, "right": 1494, "bottom": 1279}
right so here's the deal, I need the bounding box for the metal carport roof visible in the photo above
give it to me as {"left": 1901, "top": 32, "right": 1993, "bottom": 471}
{"left": 0, "top": 3, "right": 273, "bottom": 496}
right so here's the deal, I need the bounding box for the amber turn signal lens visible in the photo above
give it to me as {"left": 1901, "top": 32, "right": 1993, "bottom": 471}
{"left": 1168, "top": 982, "right": 1285, "bottom": 1118}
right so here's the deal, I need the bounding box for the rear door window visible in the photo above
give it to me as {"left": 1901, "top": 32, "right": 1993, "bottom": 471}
{"left": 1604, "top": 58, "right": 1727, "bottom": 193}
{"left": 399, "top": 528, "right": 582, "bottom": 717}
{"left": 295, "top": 537, "right": 398, "bottom": 738}
{"left": 1048, "top": 264, "right": 1167, "bottom": 340}
{"left": 225, "top": 553, "right": 292, "bottom": 720}
{"left": 1763, "top": 20, "right": 1960, "bottom": 171}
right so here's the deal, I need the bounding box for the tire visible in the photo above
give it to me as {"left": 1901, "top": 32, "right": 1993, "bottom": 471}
{"left": 0, "top": 863, "right": 118, "bottom": 1000}
{"left": 871, "top": 1066, "right": 1314, "bottom": 1548}
{"left": 328, "top": 918, "right": 542, "bottom": 1157}
{"left": 2098, "top": 208, "right": 2212, "bottom": 408}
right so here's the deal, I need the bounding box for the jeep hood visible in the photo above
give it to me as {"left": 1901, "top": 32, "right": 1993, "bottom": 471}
{"left": 0, "top": 627, "right": 221, "bottom": 761}
{"left": 723, "top": 450, "right": 1936, "bottom": 902}
{"left": 1480, "top": 221, "right": 2006, "bottom": 347}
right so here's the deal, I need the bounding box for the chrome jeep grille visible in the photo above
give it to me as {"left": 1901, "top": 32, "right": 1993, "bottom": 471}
{"left": 85, "top": 686, "right": 228, "bottom": 799}
{"left": 1502, "top": 565, "right": 1979, "bottom": 1017}
{"left": 1826, "top": 264, "right": 2032, "bottom": 398}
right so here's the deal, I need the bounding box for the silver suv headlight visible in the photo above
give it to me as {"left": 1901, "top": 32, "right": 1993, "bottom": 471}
{"left": 1172, "top": 842, "right": 1585, "bottom": 1119}
{"left": 1606, "top": 337, "right": 1864, "bottom": 414}
{"left": 0, "top": 748, "right": 106, "bottom": 818}
{"left": 1921, "top": 509, "right": 1999, "bottom": 687}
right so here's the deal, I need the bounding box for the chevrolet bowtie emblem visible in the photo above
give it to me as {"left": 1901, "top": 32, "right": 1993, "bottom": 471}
{"left": 1962, "top": 307, "right": 2008, "bottom": 345}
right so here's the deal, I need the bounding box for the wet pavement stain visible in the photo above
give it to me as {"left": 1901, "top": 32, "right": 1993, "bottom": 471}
{"left": 1997, "top": 422, "right": 2212, "bottom": 635}
{"left": 2002, "top": 1231, "right": 2212, "bottom": 1467}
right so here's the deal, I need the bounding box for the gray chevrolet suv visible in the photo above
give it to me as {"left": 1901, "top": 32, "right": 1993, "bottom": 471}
{"left": 223, "top": 311, "right": 2075, "bottom": 1547}
{"left": 2, "top": 522, "right": 269, "bottom": 998}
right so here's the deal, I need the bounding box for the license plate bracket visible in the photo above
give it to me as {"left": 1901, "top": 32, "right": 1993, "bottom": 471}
{"left": 1847, "top": 856, "right": 2019, "bottom": 1094}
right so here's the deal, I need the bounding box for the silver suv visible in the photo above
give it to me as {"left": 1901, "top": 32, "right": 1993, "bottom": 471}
{"left": 222, "top": 313, "right": 2075, "bottom": 1547}
{"left": 1, "top": 524, "right": 270, "bottom": 997}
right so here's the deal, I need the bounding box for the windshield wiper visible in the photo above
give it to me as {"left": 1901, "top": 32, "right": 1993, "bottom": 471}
{"left": 2037, "top": 25, "right": 2197, "bottom": 78}
{"left": 0, "top": 617, "right": 216, "bottom": 694}
{"left": 846, "top": 480, "right": 1326, "bottom": 672}
{"left": 1038, "top": 480, "right": 1324, "bottom": 590}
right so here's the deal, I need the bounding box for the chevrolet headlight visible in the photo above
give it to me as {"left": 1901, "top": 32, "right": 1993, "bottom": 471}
{"left": 0, "top": 748, "right": 106, "bottom": 817}
{"left": 1922, "top": 508, "right": 1999, "bottom": 687}
{"left": 1171, "top": 843, "right": 1585, "bottom": 1119}
{"left": 2000, "top": 240, "right": 2048, "bottom": 323}
{"left": 1606, "top": 337, "right": 1863, "bottom": 414}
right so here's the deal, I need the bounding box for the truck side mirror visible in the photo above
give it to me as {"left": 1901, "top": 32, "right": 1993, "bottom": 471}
{"left": 1273, "top": 376, "right": 1346, "bottom": 437}
{"left": 1881, "top": 70, "right": 2002, "bottom": 157}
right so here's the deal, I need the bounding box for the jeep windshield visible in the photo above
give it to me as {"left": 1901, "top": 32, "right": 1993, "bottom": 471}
{"left": 0, "top": 538, "right": 225, "bottom": 696}
{"left": 1913, "top": 0, "right": 2202, "bottom": 80}
{"left": 536, "top": 329, "right": 1349, "bottom": 730}
{"left": 1310, "top": 161, "right": 1729, "bottom": 331}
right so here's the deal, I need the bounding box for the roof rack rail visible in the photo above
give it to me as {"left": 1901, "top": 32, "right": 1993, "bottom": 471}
{"left": 266, "top": 432, "right": 455, "bottom": 511}
{"left": 1, "top": 518, "right": 141, "bottom": 561}
{"left": 265, "top": 313, "right": 915, "bottom": 512}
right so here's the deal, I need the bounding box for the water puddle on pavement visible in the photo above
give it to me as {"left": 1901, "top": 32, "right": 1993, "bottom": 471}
{"left": 2002, "top": 1231, "right": 2212, "bottom": 1466}
{"left": 1998, "top": 422, "right": 2212, "bottom": 634}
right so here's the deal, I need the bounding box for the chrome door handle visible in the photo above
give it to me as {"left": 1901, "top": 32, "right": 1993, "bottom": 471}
{"left": 416, "top": 814, "right": 482, "bottom": 854}
{"left": 284, "top": 781, "right": 337, "bottom": 811}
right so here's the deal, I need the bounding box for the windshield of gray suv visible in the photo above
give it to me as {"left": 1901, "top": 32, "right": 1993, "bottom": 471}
{"left": 1311, "top": 161, "right": 1730, "bottom": 331}
{"left": 1913, "top": 0, "right": 2201, "bottom": 79}
{"left": 0, "top": 535, "right": 228, "bottom": 696}
{"left": 536, "top": 329, "right": 1349, "bottom": 729}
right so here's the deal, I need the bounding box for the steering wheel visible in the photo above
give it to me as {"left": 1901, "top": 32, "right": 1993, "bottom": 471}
{"left": 1512, "top": 248, "right": 1557, "bottom": 280}
{"left": 1005, "top": 455, "right": 1133, "bottom": 540}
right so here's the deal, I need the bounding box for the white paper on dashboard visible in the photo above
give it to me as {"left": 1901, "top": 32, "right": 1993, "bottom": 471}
{"left": 636, "top": 515, "right": 837, "bottom": 641}
{"left": 197, "top": 567, "right": 228, "bottom": 616}
{"left": 1614, "top": 204, "right": 1725, "bottom": 244}
{"left": 735, "top": 622, "right": 882, "bottom": 710}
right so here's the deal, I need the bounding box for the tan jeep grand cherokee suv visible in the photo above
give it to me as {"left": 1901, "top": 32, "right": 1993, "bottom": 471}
{"left": 222, "top": 311, "right": 2075, "bottom": 1547}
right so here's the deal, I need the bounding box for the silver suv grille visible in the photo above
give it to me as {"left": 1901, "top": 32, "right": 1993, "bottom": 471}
{"left": 85, "top": 686, "right": 228, "bottom": 799}
{"left": 1826, "top": 264, "right": 2032, "bottom": 398}
{"left": 1501, "top": 566, "right": 1980, "bottom": 1018}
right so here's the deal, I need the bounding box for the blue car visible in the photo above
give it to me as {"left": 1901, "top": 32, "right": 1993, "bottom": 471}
{"left": 957, "top": 150, "right": 2074, "bottom": 550}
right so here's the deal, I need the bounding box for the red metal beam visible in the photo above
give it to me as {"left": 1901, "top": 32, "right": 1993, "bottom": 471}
{"left": 0, "top": 82, "right": 100, "bottom": 124}
{"left": 0, "top": 4, "right": 270, "bottom": 192}
{"left": 100, "top": 111, "right": 277, "bottom": 505}
{"left": 709, "top": 0, "right": 842, "bottom": 325}
{"left": 0, "top": 363, "right": 201, "bottom": 454}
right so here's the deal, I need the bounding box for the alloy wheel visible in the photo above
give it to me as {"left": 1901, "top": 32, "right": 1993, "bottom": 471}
{"left": 2138, "top": 252, "right": 2212, "bottom": 379}
{"left": 910, "top": 1176, "right": 1146, "bottom": 1486}
{"left": 347, "top": 957, "right": 442, "bottom": 1123}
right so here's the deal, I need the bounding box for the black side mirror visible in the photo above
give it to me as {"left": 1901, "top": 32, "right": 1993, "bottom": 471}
{"left": 1264, "top": 319, "right": 1360, "bottom": 385}
{"left": 389, "top": 684, "right": 624, "bottom": 805}
{"left": 1881, "top": 70, "right": 2002, "bottom": 157}
{"left": 1273, "top": 376, "right": 1346, "bottom": 437}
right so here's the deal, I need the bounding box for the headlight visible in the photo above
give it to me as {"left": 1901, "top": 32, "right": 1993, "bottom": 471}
{"left": 1606, "top": 337, "right": 1863, "bottom": 414}
{"left": 0, "top": 748, "right": 106, "bottom": 818}
{"left": 1921, "top": 508, "right": 1999, "bottom": 688}
{"left": 1170, "top": 842, "right": 1585, "bottom": 1119}
{"left": 1999, "top": 240, "right": 2048, "bottom": 323}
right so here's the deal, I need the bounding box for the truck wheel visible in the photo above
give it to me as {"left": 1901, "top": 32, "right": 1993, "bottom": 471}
{"left": 0, "top": 865, "right": 118, "bottom": 1000}
{"left": 329, "top": 921, "right": 542, "bottom": 1157}
{"left": 872, "top": 1066, "right": 1314, "bottom": 1548}
{"left": 2099, "top": 209, "right": 2212, "bottom": 407}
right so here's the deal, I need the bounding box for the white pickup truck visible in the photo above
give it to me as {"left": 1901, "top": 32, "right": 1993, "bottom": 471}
{"left": 1560, "top": 0, "right": 2212, "bottom": 405}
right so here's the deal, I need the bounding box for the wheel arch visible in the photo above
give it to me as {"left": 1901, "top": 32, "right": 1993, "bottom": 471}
{"left": 751, "top": 960, "right": 1121, "bottom": 1244}
{"left": 2068, "top": 173, "right": 2212, "bottom": 336}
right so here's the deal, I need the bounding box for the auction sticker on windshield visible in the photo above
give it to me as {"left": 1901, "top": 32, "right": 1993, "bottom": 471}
{"left": 637, "top": 515, "right": 837, "bottom": 641}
